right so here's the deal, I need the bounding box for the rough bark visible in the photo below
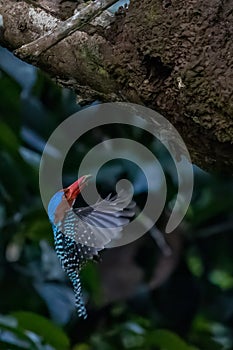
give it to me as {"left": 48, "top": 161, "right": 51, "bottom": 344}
{"left": 0, "top": 0, "right": 232, "bottom": 173}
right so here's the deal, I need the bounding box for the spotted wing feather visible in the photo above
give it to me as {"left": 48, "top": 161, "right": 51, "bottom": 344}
{"left": 61, "top": 191, "right": 135, "bottom": 250}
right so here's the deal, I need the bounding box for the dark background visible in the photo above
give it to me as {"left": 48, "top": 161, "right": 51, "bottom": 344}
{"left": 0, "top": 47, "right": 233, "bottom": 350}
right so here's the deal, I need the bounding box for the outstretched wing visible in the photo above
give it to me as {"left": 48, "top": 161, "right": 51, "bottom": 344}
{"left": 60, "top": 191, "right": 135, "bottom": 250}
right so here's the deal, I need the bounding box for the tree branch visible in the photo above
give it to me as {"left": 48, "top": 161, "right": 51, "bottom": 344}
{"left": 0, "top": 0, "right": 232, "bottom": 173}
{"left": 15, "top": 0, "right": 119, "bottom": 60}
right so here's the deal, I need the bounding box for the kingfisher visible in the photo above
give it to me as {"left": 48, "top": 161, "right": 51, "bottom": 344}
{"left": 48, "top": 175, "right": 135, "bottom": 318}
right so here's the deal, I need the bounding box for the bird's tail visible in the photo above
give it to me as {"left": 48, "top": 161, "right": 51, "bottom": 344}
{"left": 67, "top": 269, "right": 87, "bottom": 319}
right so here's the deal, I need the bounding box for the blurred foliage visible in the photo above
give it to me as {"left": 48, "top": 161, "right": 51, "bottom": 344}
{"left": 0, "top": 46, "right": 233, "bottom": 350}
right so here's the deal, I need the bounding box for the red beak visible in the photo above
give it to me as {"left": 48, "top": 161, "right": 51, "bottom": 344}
{"left": 64, "top": 175, "right": 92, "bottom": 204}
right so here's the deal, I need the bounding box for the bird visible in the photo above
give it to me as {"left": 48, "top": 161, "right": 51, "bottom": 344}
{"left": 47, "top": 175, "right": 135, "bottom": 318}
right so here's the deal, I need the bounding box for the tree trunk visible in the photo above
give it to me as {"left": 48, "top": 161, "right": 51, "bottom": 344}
{"left": 0, "top": 0, "right": 232, "bottom": 173}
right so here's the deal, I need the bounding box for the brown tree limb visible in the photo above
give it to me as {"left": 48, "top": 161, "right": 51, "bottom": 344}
{"left": 0, "top": 0, "right": 233, "bottom": 173}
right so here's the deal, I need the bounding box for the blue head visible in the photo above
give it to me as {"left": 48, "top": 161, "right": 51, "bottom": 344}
{"left": 48, "top": 191, "right": 64, "bottom": 224}
{"left": 47, "top": 175, "right": 91, "bottom": 225}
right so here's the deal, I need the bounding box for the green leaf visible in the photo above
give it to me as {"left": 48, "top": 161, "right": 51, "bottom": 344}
{"left": 0, "top": 340, "right": 30, "bottom": 350}
{"left": 146, "top": 329, "right": 197, "bottom": 350}
{"left": 209, "top": 269, "right": 233, "bottom": 290}
{"left": 80, "top": 262, "right": 101, "bottom": 304}
{"left": 11, "top": 312, "right": 70, "bottom": 350}
{"left": 0, "top": 121, "right": 19, "bottom": 156}
{"left": 0, "top": 69, "right": 21, "bottom": 130}
{"left": 73, "top": 344, "right": 91, "bottom": 350}
{"left": 0, "top": 315, "right": 38, "bottom": 350}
